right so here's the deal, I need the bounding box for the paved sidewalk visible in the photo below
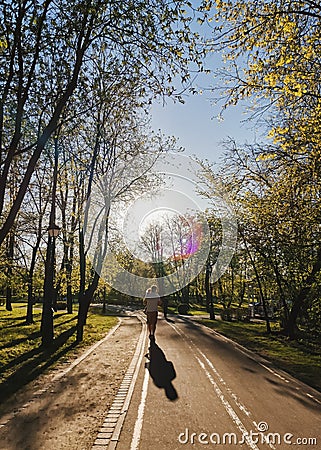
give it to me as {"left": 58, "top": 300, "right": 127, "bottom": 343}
{"left": 0, "top": 314, "right": 143, "bottom": 450}
{"left": 91, "top": 312, "right": 147, "bottom": 450}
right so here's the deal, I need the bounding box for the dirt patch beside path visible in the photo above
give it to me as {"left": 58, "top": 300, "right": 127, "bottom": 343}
{"left": 0, "top": 315, "right": 142, "bottom": 450}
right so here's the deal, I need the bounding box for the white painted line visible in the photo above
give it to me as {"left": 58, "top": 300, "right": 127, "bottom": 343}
{"left": 130, "top": 367, "right": 150, "bottom": 450}
{"left": 169, "top": 321, "right": 277, "bottom": 450}
{"left": 306, "top": 393, "right": 321, "bottom": 405}
{"left": 259, "top": 363, "right": 290, "bottom": 383}
{"left": 199, "top": 349, "right": 252, "bottom": 418}
{"left": 187, "top": 317, "right": 321, "bottom": 406}
{"left": 197, "top": 357, "right": 260, "bottom": 450}
{"left": 170, "top": 322, "right": 253, "bottom": 418}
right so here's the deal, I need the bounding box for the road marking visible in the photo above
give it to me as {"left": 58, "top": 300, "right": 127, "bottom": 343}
{"left": 259, "top": 363, "right": 290, "bottom": 383}
{"left": 183, "top": 317, "right": 321, "bottom": 411}
{"left": 169, "top": 321, "right": 277, "bottom": 450}
{"left": 199, "top": 349, "right": 252, "bottom": 418}
{"left": 170, "top": 321, "right": 252, "bottom": 417}
{"left": 197, "top": 357, "right": 260, "bottom": 450}
{"left": 130, "top": 366, "right": 150, "bottom": 450}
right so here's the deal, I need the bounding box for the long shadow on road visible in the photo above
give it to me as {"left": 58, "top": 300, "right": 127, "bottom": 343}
{"left": 145, "top": 340, "right": 178, "bottom": 401}
{"left": 178, "top": 316, "right": 321, "bottom": 412}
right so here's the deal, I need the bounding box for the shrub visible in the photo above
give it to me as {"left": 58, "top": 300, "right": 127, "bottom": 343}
{"left": 178, "top": 303, "right": 189, "bottom": 315}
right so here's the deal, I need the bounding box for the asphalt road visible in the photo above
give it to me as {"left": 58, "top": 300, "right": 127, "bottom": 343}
{"left": 115, "top": 315, "right": 321, "bottom": 450}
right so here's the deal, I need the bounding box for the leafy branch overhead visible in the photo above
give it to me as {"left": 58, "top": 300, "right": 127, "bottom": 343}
{"left": 0, "top": 0, "right": 208, "bottom": 246}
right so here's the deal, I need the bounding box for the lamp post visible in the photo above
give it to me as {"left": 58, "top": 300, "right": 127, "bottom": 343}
{"left": 41, "top": 136, "right": 60, "bottom": 347}
{"left": 41, "top": 222, "right": 60, "bottom": 346}
{"left": 48, "top": 224, "right": 60, "bottom": 238}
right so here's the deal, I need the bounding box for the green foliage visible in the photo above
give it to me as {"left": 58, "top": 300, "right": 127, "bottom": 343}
{"left": 303, "top": 295, "right": 321, "bottom": 337}
{"left": 178, "top": 303, "right": 190, "bottom": 314}
{"left": 0, "top": 0, "right": 211, "bottom": 339}
{"left": 194, "top": 1, "right": 321, "bottom": 337}
{"left": 212, "top": 1, "right": 321, "bottom": 112}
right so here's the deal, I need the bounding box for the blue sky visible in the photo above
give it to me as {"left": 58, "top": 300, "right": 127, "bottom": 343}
{"left": 150, "top": 12, "right": 268, "bottom": 166}
{"left": 151, "top": 90, "right": 264, "bottom": 166}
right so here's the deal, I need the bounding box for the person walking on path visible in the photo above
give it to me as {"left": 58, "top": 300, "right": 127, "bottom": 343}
{"left": 143, "top": 285, "right": 162, "bottom": 340}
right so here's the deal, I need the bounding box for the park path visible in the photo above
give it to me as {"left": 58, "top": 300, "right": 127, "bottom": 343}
{"left": 0, "top": 312, "right": 320, "bottom": 450}
{"left": 113, "top": 315, "right": 321, "bottom": 450}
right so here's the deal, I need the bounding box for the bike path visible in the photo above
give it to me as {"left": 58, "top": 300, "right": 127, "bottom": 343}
{"left": 114, "top": 316, "right": 321, "bottom": 450}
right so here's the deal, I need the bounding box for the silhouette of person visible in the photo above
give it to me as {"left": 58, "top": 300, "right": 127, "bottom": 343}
{"left": 143, "top": 285, "right": 162, "bottom": 340}
{"left": 147, "top": 341, "right": 178, "bottom": 401}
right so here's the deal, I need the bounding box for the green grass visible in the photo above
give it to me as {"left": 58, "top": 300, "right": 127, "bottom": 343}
{"left": 198, "top": 318, "right": 321, "bottom": 392}
{"left": 0, "top": 303, "right": 118, "bottom": 404}
{"left": 176, "top": 302, "right": 223, "bottom": 316}
{"left": 187, "top": 303, "right": 208, "bottom": 315}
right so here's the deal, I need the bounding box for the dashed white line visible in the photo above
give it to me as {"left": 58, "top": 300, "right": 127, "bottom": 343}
{"left": 199, "top": 349, "right": 252, "bottom": 418}
{"left": 169, "top": 321, "right": 277, "bottom": 450}
{"left": 196, "top": 357, "right": 260, "bottom": 450}
{"left": 259, "top": 363, "right": 290, "bottom": 383}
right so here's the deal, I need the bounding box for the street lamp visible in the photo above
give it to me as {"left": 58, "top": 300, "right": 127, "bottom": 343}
{"left": 41, "top": 135, "right": 60, "bottom": 347}
{"left": 48, "top": 223, "right": 61, "bottom": 238}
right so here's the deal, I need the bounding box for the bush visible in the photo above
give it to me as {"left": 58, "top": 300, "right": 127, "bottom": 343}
{"left": 221, "top": 307, "right": 250, "bottom": 322}
{"left": 178, "top": 303, "right": 189, "bottom": 315}
{"left": 221, "top": 308, "right": 232, "bottom": 321}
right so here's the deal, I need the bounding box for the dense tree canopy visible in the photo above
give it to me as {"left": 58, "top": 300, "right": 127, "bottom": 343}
{"left": 0, "top": 0, "right": 207, "bottom": 246}
{"left": 196, "top": 0, "right": 321, "bottom": 337}
{"left": 2, "top": 0, "right": 321, "bottom": 343}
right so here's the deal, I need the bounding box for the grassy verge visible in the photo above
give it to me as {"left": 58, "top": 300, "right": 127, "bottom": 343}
{"left": 0, "top": 303, "right": 118, "bottom": 403}
{"left": 198, "top": 317, "right": 321, "bottom": 392}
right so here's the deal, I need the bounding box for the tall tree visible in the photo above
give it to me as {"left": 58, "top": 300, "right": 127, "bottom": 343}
{"left": 0, "top": 0, "right": 208, "bottom": 248}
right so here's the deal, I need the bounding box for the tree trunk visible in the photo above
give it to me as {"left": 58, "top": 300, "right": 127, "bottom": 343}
{"left": 5, "top": 232, "right": 14, "bottom": 311}
{"left": 41, "top": 235, "right": 55, "bottom": 346}
{"left": 66, "top": 284, "right": 73, "bottom": 314}
{"left": 26, "top": 281, "right": 34, "bottom": 324}
{"left": 260, "top": 288, "right": 271, "bottom": 334}
{"left": 76, "top": 272, "right": 100, "bottom": 342}
{"left": 77, "top": 124, "right": 102, "bottom": 340}
{"left": 26, "top": 233, "right": 41, "bottom": 324}
{"left": 79, "top": 228, "right": 86, "bottom": 299}
{"left": 5, "top": 285, "right": 12, "bottom": 312}
{"left": 0, "top": 11, "right": 93, "bottom": 247}
{"left": 181, "top": 284, "right": 190, "bottom": 304}
{"left": 255, "top": 245, "right": 290, "bottom": 330}
{"left": 195, "top": 277, "right": 203, "bottom": 305}
{"left": 272, "top": 262, "right": 290, "bottom": 329}
{"left": 238, "top": 280, "right": 246, "bottom": 307}
{"left": 284, "top": 246, "right": 321, "bottom": 338}
{"left": 217, "top": 277, "right": 226, "bottom": 307}
{"left": 205, "top": 264, "right": 214, "bottom": 319}
{"left": 102, "top": 285, "right": 107, "bottom": 313}
{"left": 66, "top": 183, "right": 77, "bottom": 314}
{"left": 240, "top": 229, "right": 271, "bottom": 333}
